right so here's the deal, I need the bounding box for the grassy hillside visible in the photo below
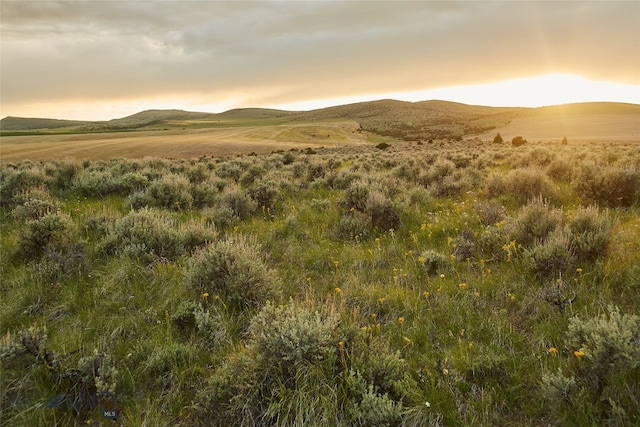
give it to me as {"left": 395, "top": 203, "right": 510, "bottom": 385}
{"left": 0, "top": 116, "right": 93, "bottom": 131}
{"left": 3, "top": 100, "right": 637, "bottom": 139}
{"left": 1, "top": 138, "right": 638, "bottom": 426}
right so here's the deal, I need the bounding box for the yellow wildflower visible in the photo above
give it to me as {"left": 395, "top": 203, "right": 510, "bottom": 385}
{"left": 371, "top": 313, "right": 377, "bottom": 319}
{"left": 548, "top": 347, "right": 558, "bottom": 355}
{"left": 334, "top": 287, "right": 343, "bottom": 295}
{"left": 403, "top": 336, "right": 412, "bottom": 345}
{"left": 378, "top": 297, "right": 386, "bottom": 304}
{"left": 458, "top": 283, "right": 467, "bottom": 288}
{"left": 398, "top": 317, "right": 405, "bottom": 324}
{"left": 202, "top": 292, "right": 209, "bottom": 298}
{"left": 576, "top": 268, "right": 583, "bottom": 273}
{"left": 574, "top": 350, "right": 585, "bottom": 359}
{"left": 423, "top": 291, "right": 430, "bottom": 298}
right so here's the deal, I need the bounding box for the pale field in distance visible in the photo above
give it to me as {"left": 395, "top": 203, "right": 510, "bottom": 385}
{"left": 0, "top": 120, "right": 366, "bottom": 163}
{"left": 478, "top": 113, "right": 640, "bottom": 142}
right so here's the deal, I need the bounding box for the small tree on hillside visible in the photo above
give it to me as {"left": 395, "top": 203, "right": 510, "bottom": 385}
{"left": 493, "top": 132, "right": 504, "bottom": 144}
{"left": 512, "top": 136, "right": 527, "bottom": 147}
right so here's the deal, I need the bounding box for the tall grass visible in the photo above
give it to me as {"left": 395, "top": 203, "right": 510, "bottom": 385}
{"left": 1, "top": 140, "right": 638, "bottom": 426}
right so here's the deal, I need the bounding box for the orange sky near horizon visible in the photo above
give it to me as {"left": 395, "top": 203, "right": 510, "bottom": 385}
{"left": 1, "top": 1, "right": 638, "bottom": 121}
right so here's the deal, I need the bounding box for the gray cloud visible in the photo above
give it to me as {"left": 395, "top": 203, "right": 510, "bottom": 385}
{"left": 1, "top": 1, "right": 638, "bottom": 117}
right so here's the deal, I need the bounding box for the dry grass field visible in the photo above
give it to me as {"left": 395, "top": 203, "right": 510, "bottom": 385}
{"left": 0, "top": 120, "right": 365, "bottom": 163}
{"left": 479, "top": 113, "right": 640, "bottom": 142}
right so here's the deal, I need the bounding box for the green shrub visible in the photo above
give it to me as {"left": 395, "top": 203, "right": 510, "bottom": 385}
{"left": 546, "top": 157, "right": 574, "bottom": 182}
{"left": 418, "top": 250, "right": 451, "bottom": 276}
{"left": 190, "top": 181, "right": 218, "bottom": 208}
{"left": 366, "top": 190, "right": 402, "bottom": 231}
{"left": 249, "top": 300, "right": 340, "bottom": 378}
{"left": 542, "top": 306, "right": 640, "bottom": 425}
{"left": 195, "top": 299, "right": 411, "bottom": 426}
{"left": 452, "top": 228, "right": 475, "bottom": 261}
{"left": 506, "top": 168, "right": 557, "bottom": 205}
{"left": 523, "top": 147, "right": 555, "bottom": 168}
{"left": 0, "top": 328, "right": 118, "bottom": 423}
{"left": 343, "top": 181, "right": 370, "bottom": 212}
{"left": 195, "top": 299, "right": 341, "bottom": 425}
{"left": 485, "top": 173, "right": 506, "bottom": 198}
{"left": 170, "top": 300, "right": 199, "bottom": 333}
{"left": 146, "top": 173, "right": 193, "bottom": 210}
{"left": 215, "top": 161, "right": 244, "bottom": 182}
{"left": 46, "top": 161, "right": 81, "bottom": 192}
{"left": 11, "top": 191, "right": 60, "bottom": 221}
{"left": 0, "top": 169, "right": 47, "bottom": 207}
{"left": 523, "top": 230, "right": 574, "bottom": 280}
{"left": 98, "top": 208, "right": 214, "bottom": 261}
{"left": 474, "top": 201, "right": 506, "bottom": 226}
{"left": 332, "top": 210, "right": 372, "bottom": 241}
{"left": 72, "top": 170, "right": 115, "bottom": 197}
{"left": 218, "top": 186, "right": 257, "bottom": 220}
{"left": 572, "top": 164, "right": 640, "bottom": 207}
{"left": 508, "top": 197, "right": 563, "bottom": 248}
{"left": 186, "top": 164, "right": 210, "bottom": 184}
{"left": 247, "top": 180, "right": 280, "bottom": 211}
{"left": 143, "top": 342, "right": 199, "bottom": 381}
{"left": 117, "top": 172, "right": 150, "bottom": 195}
{"left": 566, "top": 205, "right": 612, "bottom": 262}
{"left": 17, "top": 212, "right": 77, "bottom": 260}
{"left": 127, "top": 190, "right": 154, "bottom": 210}
{"left": 186, "top": 236, "right": 279, "bottom": 312}
{"left": 193, "top": 304, "right": 232, "bottom": 351}
{"left": 204, "top": 206, "right": 239, "bottom": 229}
{"left": 239, "top": 164, "right": 265, "bottom": 187}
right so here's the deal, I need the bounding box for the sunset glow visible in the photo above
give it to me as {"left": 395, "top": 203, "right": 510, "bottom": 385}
{"left": 1, "top": 1, "right": 638, "bottom": 121}
{"left": 273, "top": 74, "right": 640, "bottom": 112}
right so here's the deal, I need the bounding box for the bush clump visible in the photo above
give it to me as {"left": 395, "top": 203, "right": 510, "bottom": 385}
{"left": 508, "top": 197, "right": 564, "bottom": 248}
{"left": 506, "top": 168, "right": 557, "bottom": 205}
{"left": 194, "top": 299, "right": 410, "bottom": 426}
{"left": 186, "top": 236, "right": 279, "bottom": 312}
{"left": 0, "top": 169, "right": 47, "bottom": 208}
{"left": 566, "top": 205, "right": 613, "bottom": 262}
{"left": 542, "top": 306, "right": 640, "bottom": 425}
{"left": 523, "top": 230, "right": 574, "bottom": 280}
{"left": 11, "top": 190, "right": 60, "bottom": 221}
{"left": 572, "top": 164, "right": 640, "bottom": 207}
{"left": 217, "top": 186, "right": 257, "bottom": 220}
{"left": 17, "top": 212, "right": 77, "bottom": 260}
{"left": 365, "top": 190, "right": 402, "bottom": 231}
{"left": 98, "top": 208, "right": 215, "bottom": 261}
{"left": 418, "top": 250, "right": 451, "bottom": 276}
{"left": 146, "top": 173, "right": 193, "bottom": 210}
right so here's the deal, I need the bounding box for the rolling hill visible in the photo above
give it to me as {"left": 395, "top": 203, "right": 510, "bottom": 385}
{"left": 2, "top": 100, "right": 638, "bottom": 143}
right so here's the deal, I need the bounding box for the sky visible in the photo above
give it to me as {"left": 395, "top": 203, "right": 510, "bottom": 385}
{"left": 1, "top": 1, "right": 639, "bottom": 121}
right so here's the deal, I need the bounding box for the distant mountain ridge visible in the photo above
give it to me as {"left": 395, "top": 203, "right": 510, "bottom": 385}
{"left": 2, "top": 100, "right": 638, "bottom": 141}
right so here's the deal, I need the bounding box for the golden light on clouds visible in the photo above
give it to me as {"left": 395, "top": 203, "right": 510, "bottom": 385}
{"left": 1, "top": 1, "right": 638, "bottom": 121}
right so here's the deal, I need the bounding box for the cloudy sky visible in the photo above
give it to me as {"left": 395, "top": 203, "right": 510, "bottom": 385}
{"left": 1, "top": 1, "right": 639, "bottom": 121}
